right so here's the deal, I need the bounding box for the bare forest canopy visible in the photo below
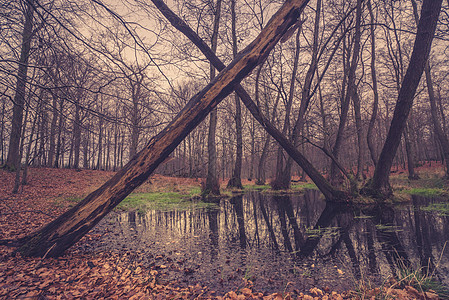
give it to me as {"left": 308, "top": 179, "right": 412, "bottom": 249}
{"left": 0, "top": 0, "right": 448, "bottom": 256}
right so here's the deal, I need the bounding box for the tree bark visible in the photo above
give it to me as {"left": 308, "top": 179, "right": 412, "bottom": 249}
{"left": 426, "top": 68, "right": 449, "bottom": 177}
{"left": 291, "top": 0, "right": 321, "bottom": 147}
{"left": 411, "top": 0, "right": 449, "bottom": 178}
{"left": 96, "top": 115, "right": 104, "bottom": 170}
{"left": 12, "top": 102, "right": 30, "bottom": 193}
{"left": 22, "top": 107, "right": 38, "bottom": 186}
{"left": 6, "top": 0, "right": 34, "bottom": 170}
{"left": 48, "top": 91, "right": 58, "bottom": 167}
{"left": 254, "top": 62, "right": 271, "bottom": 185}
{"left": 352, "top": 88, "right": 364, "bottom": 180}
{"left": 54, "top": 98, "right": 64, "bottom": 168}
{"left": 73, "top": 90, "right": 82, "bottom": 169}
{"left": 330, "top": 0, "right": 362, "bottom": 186}
{"left": 272, "top": 27, "right": 301, "bottom": 190}
{"left": 362, "top": 0, "right": 442, "bottom": 198}
{"left": 404, "top": 121, "right": 419, "bottom": 179}
{"left": 366, "top": 0, "right": 379, "bottom": 167}
{"left": 227, "top": 0, "right": 243, "bottom": 189}
{"left": 19, "top": 0, "right": 310, "bottom": 257}
{"left": 129, "top": 74, "right": 144, "bottom": 160}
{"left": 0, "top": 98, "right": 6, "bottom": 164}
{"left": 204, "top": 0, "right": 222, "bottom": 196}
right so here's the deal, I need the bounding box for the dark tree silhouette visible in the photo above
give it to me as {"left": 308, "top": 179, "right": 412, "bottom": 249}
{"left": 362, "top": 0, "right": 442, "bottom": 198}
{"left": 5, "top": 0, "right": 35, "bottom": 170}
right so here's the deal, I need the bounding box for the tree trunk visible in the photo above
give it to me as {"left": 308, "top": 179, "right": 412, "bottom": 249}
{"left": 83, "top": 123, "right": 89, "bottom": 169}
{"left": 73, "top": 92, "right": 81, "bottom": 169}
{"left": 12, "top": 103, "right": 30, "bottom": 193}
{"left": 19, "top": 0, "right": 310, "bottom": 257}
{"left": 352, "top": 88, "right": 364, "bottom": 180}
{"left": 330, "top": 0, "right": 362, "bottom": 186}
{"left": 288, "top": 0, "right": 321, "bottom": 177}
{"left": 48, "top": 92, "right": 58, "bottom": 167}
{"left": 0, "top": 98, "right": 6, "bottom": 164}
{"left": 22, "top": 112, "right": 38, "bottom": 186}
{"left": 6, "top": 0, "right": 34, "bottom": 170}
{"left": 129, "top": 77, "right": 143, "bottom": 160}
{"left": 204, "top": 0, "right": 222, "bottom": 196}
{"left": 113, "top": 121, "right": 118, "bottom": 171}
{"left": 22, "top": 94, "right": 42, "bottom": 186}
{"left": 272, "top": 26, "right": 301, "bottom": 190}
{"left": 254, "top": 62, "right": 273, "bottom": 185}
{"left": 362, "top": 0, "right": 442, "bottom": 198}
{"left": 426, "top": 68, "right": 449, "bottom": 177}
{"left": 411, "top": 0, "right": 449, "bottom": 178}
{"left": 96, "top": 115, "right": 103, "bottom": 170}
{"left": 227, "top": 0, "right": 243, "bottom": 189}
{"left": 404, "top": 121, "right": 419, "bottom": 179}
{"left": 54, "top": 98, "right": 64, "bottom": 168}
{"left": 366, "top": 0, "right": 379, "bottom": 167}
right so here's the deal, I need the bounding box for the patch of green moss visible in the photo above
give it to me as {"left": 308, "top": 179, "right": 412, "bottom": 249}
{"left": 118, "top": 189, "right": 216, "bottom": 212}
{"left": 243, "top": 184, "right": 271, "bottom": 191}
{"left": 187, "top": 186, "right": 202, "bottom": 197}
{"left": 291, "top": 183, "right": 318, "bottom": 191}
{"left": 242, "top": 182, "right": 318, "bottom": 193}
{"left": 421, "top": 203, "right": 449, "bottom": 216}
{"left": 400, "top": 188, "right": 444, "bottom": 197}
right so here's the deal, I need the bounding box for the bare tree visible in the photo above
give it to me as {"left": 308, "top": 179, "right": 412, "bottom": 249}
{"left": 204, "top": 0, "right": 223, "bottom": 196}
{"left": 330, "top": 0, "right": 362, "bottom": 186}
{"left": 366, "top": 0, "right": 379, "bottom": 167}
{"left": 362, "top": 0, "right": 442, "bottom": 198}
{"left": 411, "top": 0, "right": 449, "bottom": 178}
{"left": 227, "top": 0, "right": 243, "bottom": 189}
{"left": 5, "top": 0, "right": 35, "bottom": 170}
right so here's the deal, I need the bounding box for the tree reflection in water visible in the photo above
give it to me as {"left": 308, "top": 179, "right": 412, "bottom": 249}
{"left": 91, "top": 190, "right": 449, "bottom": 294}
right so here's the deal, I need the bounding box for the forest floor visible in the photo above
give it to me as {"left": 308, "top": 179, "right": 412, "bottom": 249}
{"left": 0, "top": 164, "right": 447, "bottom": 299}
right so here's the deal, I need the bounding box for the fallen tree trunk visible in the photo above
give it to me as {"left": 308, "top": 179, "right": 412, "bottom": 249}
{"left": 18, "top": 0, "right": 309, "bottom": 257}
{"left": 151, "top": 0, "right": 345, "bottom": 201}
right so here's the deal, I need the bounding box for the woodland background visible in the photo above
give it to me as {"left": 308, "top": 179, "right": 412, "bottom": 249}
{"left": 1, "top": 0, "right": 449, "bottom": 191}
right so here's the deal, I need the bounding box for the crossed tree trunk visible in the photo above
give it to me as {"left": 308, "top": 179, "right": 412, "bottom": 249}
{"left": 17, "top": 0, "right": 442, "bottom": 258}
{"left": 150, "top": 0, "right": 345, "bottom": 202}
{"left": 18, "top": 0, "right": 310, "bottom": 258}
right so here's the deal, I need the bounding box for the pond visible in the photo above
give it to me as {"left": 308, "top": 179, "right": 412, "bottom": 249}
{"left": 85, "top": 190, "right": 449, "bottom": 295}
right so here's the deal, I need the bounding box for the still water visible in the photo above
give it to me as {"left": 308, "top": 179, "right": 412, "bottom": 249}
{"left": 88, "top": 190, "right": 449, "bottom": 294}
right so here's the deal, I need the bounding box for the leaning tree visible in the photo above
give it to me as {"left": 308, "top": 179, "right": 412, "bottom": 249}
{"left": 18, "top": 0, "right": 311, "bottom": 258}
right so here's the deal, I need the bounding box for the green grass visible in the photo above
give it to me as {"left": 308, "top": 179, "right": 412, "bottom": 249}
{"left": 305, "top": 226, "right": 340, "bottom": 238}
{"left": 118, "top": 188, "right": 217, "bottom": 212}
{"left": 398, "top": 267, "right": 449, "bottom": 299}
{"left": 243, "top": 184, "right": 271, "bottom": 190}
{"left": 421, "top": 202, "right": 449, "bottom": 216}
{"left": 291, "top": 182, "right": 318, "bottom": 191}
{"left": 352, "top": 265, "right": 449, "bottom": 299}
{"left": 375, "top": 224, "right": 403, "bottom": 233}
{"left": 242, "top": 182, "right": 318, "bottom": 193}
{"left": 187, "top": 186, "right": 201, "bottom": 196}
{"left": 392, "top": 174, "right": 448, "bottom": 198}
{"left": 400, "top": 188, "right": 445, "bottom": 197}
{"left": 53, "top": 186, "right": 215, "bottom": 212}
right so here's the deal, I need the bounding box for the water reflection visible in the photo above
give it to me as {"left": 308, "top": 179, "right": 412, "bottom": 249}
{"left": 93, "top": 190, "right": 449, "bottom": 293}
